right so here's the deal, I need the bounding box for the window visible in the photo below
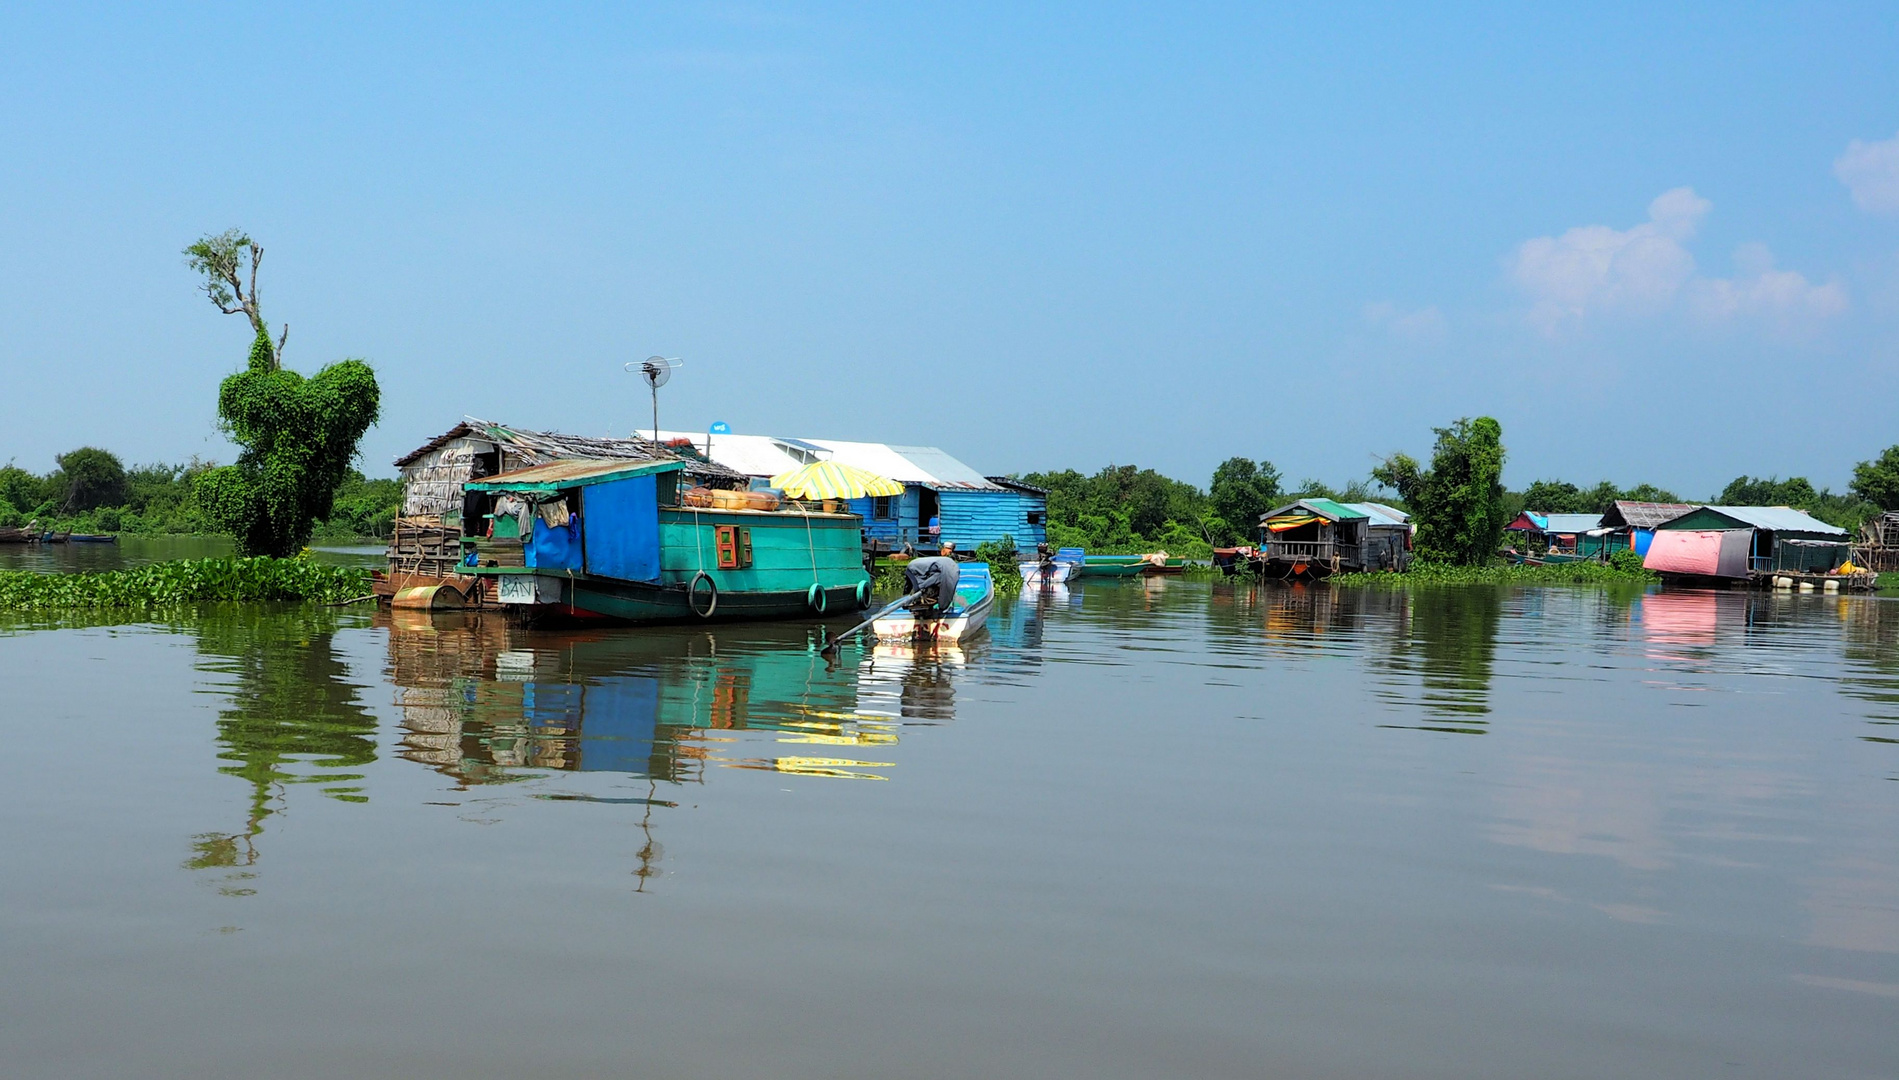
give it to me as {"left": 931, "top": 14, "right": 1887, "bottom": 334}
{"left": 1026, "top": 510, "right": 1046, "bottom": 526}
{"left": 872, "top": 495, "right": 896, "bottom": 520}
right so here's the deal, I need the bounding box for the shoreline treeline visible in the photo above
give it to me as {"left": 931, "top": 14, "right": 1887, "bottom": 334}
{"left": 0, "top": 450, "right": 399, "bottom": 541}
{"left": 5, "top": 433, "right": 1894, "bottom": 560}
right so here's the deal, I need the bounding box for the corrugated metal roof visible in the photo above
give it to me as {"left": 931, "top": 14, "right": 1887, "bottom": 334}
{"left": 988, "top": 476, "right": 1048, "bottom": 495}
{"left": 1261, "top": 498, "right": 1370, "bottom": 522}
{"left": 1341, "top": 502, "right": 1409, "bottom": 527}
{"left": 1543, "top": 513, "right": 1604, "bottom": 533}
{"left": 1356, "top": 501, "right": 1409, "bottom": 522}
{"left": 1702, "top": 506, "right": 1848, "bottom": 535}
{"left": 656, "top": 431, "right": 807, "bottom": 478}
{"left": 1606, "top": 501, "right": 1696, "bottom": 529}
{"left": 653, "top": 430, "right": 1005, "bottom": 491}
{"left": 465, "top": 458, "right": 684, "bottom": 491}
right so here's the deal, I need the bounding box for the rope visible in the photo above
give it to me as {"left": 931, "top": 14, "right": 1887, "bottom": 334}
{"left": 803, "top": 507, "right": 820, "bottom": 593}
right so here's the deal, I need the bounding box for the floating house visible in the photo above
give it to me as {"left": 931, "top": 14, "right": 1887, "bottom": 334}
{"left": 1255, "top": 499, "right": 1412, "bottom": 577}
{"left": 457, "top": 458, "right": 870, "bottom": 624}
{"left": 389, "top": 418, "right": 747, "bottom": 582}
{"left": 1503, "top": 512, "right": 1613, "bottom": 555}
{"left": 1645, "top": 505, "right": 1851, "bottom": 581}
{"left": 1599, "top": 501, "right": 1696, "bottom": 557}
{"left": 655, "top": 430, "right": 1047, "bottom": 554}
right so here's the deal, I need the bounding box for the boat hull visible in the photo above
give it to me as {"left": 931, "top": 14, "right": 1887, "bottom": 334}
{"left": 476, "top": 571, "right": 871, "bottom": 626}
{"left": 1018, "top": 560, "right": 1079, "bottom": 584}
{"left": 872, "top": 592, "right": 993, "bottom": 641}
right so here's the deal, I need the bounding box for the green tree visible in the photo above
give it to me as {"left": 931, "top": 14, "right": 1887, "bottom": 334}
{"left": 1209, "top": 457, "right": 1281, "bottom": 543}
{"left": 1519, "top": 479, "right": 1586, "bottom": 513}
{"left": 1717, "top": 475, "right": 1819, "bottom": 507}
{"left": 52, "top": 447, "right": 127, "bottom": 511}
{"left": 1373, "top": 417, "right": 1509, "bottom": 565}
{"left": 185, "top": 231, "right": 381, "bottom": 556}
{"left": 1851, "top": 445, "right": 1899, "bottom": 510}
{"left": 0, "top": 465, "right": 48, "bottom": 517}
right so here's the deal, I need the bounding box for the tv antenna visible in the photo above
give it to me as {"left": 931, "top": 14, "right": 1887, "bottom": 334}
{"left": 625, "top": 356, "right": 682, "bottom": 444}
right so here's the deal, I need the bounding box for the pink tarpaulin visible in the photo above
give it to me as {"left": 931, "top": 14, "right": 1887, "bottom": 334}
{"left": 1643, "top": 529, "right": 1751, "bottom": 578}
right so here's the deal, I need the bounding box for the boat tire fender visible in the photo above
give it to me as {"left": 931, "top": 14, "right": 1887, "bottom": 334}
{"left": 854, "top": 579, "right": 871, "bottom": 609}
{"left": 807, "top": 582, "right": 828, "bottom": 614}
{"left": 688, "top": 572, "right": 718, "bottom": 618}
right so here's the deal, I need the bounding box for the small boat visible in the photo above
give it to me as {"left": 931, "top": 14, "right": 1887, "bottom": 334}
{"left": 38, "top": 531, "right": 71, "bottom": 544}
{"left": 67, "top": 534, "right": 119, "bottom": 544}
{"left": 1074, "top": 552, "right": 1186, "bottom": 578}
{"left": 1019, "top": 559, "right": 1077, "bottom": 584}
{"left": 873, "top": 563, "right": 994, "bottom": 642}
{"left": 0, "top": 527, "right": 34, "bottom": 544}
{"left": 1018, "top": 547, "right": 1082, "bottom": 584}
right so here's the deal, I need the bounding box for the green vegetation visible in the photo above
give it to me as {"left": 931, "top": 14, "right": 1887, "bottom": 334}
{"left": 186, "top": 231, "right": 382, "bottom": 557}
{"left": 1022, "top": 465, "right": 1216, "bottom": 555}
{"left": 0, "top": 455, "right": 398, "bottom": 540}
{"left": 1018, "top": 461, "right": 1390, "bottom": 556}
{"left": 0, "top": 557, "right": 369, "bottom": 610}
{"left": 1374, "top": 417, "right": 1509, "bottom": 566}
{"left": 1208, "top": 458, "right": 1282, "bottom": 543}
{"left": 1853, "top": 445, "right": 1899, "bottom": 511}
{"left": 1713, "top": 475, "right": 1875, "bottom": 532}
{"left": 1514, "top": 478, "right": 1680, "bottom": 517}
{"left": 1334, "top": 556, "right": 1657, "bottom": 588}
{"left": 973, "top": 537, "right": 1024, "bottom": 595}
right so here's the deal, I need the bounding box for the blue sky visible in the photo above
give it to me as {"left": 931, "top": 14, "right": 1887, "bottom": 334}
{"left": 2, "top": 3, "right": 1896, "bottom": 497}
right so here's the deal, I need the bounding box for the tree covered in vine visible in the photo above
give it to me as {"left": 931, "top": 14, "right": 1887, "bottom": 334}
{"left": 185, "top": 231, "right": 381, "bottom": 557}
{"left": 1373, "top": 416, "right": 1509, "bottom": 565}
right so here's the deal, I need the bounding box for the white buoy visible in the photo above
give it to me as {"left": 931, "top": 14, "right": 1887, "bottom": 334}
{"left": 1798, "top": 581, "right": 1815, "bottom": 593}
{"left": 1823, "top": 579, "right": 1840, "bottom": 593}
{"left": 1774, "top": 576, "right": 1793, "bottom": 589}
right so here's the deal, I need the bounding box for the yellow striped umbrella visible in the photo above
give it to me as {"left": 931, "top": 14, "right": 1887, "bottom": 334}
{"left": 769, "top": 461, "right": 905, "bottom": 500}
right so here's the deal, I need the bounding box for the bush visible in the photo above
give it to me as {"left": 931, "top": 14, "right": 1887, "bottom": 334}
{"left": 973, "top": 536, "right": 1023, "bottom": 595}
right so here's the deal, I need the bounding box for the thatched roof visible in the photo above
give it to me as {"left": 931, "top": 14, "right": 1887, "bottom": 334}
{"left": 394, "top": 417, "right": 745, "bottom": 484}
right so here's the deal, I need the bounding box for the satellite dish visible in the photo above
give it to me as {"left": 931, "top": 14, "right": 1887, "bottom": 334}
{"left": 625, "top": 356, "right": 684, "bottom": 442}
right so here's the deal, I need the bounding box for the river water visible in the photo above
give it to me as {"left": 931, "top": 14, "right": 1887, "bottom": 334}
{"left": 2, "top": 579, "right": 1896, "bottom": 1079}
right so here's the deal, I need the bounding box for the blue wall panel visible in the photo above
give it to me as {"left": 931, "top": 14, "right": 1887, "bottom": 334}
{"left": 581, "top": 475, "right": 661, "bottom": 582}
{"left": 937, "top": 489, "right": 1046, "bottom": 552}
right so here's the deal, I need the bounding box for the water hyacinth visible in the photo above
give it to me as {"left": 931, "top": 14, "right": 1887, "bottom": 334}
{"left": 1331, "top": 557, "right": 1657, "bottom": 588}
{"left": 0, "top": 557, "right": 371, "bottom": 610}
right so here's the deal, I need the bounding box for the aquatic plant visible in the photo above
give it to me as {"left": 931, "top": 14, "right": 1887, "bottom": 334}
{"left": 1331, "top": 558, "right": 1657, "bottom": 588}
{"left": 973, "top": 538, "right": 1025, "bottom": 595}
{"left": 0, "top": 557, "right": 370, "bottom": 610}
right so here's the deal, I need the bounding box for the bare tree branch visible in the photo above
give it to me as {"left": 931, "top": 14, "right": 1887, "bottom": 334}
{"left": 276, "top": 323, "right": 289, "bottom": 358}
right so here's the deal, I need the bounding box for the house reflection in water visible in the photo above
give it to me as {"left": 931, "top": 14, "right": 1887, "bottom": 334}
{"left": 378, "top": 609, "right": 960, "bottom": 788}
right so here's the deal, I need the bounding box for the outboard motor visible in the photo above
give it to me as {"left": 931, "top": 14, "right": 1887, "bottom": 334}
{"left": 903, "top": 556, "right": 961, "bottom": 617}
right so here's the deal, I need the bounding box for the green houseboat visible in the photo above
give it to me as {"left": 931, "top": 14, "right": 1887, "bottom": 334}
{"left": 460, "top": 458, "right": 872, "bottom": 624}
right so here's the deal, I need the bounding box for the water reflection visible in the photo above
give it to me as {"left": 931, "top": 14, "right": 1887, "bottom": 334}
{"left": 1371, "top": 587, "right": 1501, "bottom": 731}
{"left": 186, "top": 607, "right": 378, "bottom": 894}
{"left": 378, "top": 610, "right": 940, "bottom": 789}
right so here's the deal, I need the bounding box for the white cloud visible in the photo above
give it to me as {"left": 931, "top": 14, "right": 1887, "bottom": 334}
{"left": 1362, "top": 301, "right": 1447, "bottom": 342}
{"left": 1687, "top": 243, "right": 1849, "bottom": 324}
{"left": 1510, "top": 189, "right": 1845, "bottom": 333}
{"left": 1510, "top": 187, "right": 1709, "bottom": 333}
{"left": 1836, "top": 132, "right": 1899, "bottom": 214}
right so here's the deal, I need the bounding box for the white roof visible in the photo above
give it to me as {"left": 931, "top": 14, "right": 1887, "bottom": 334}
{"left": 1341, "top": 502, "right": 1410, "bottom": 527}
{"left": 655, "top": 430, "right": 1003, "bottom": 490}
